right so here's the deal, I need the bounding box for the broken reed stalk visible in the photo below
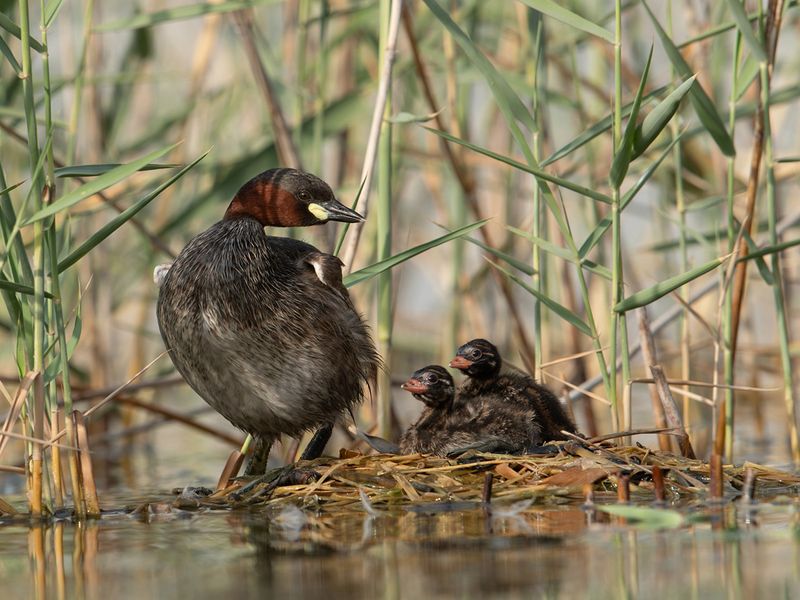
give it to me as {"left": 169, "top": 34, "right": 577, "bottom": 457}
{"left": 741, "top": 468, "right": 756, "bottom": 504}
{"left": 216, "top": 451, "right": 245, "bottom": 491}
{"left": 650, "top": 366, "right": 695, "bottom": 460}
{"left": 73, "top": 411, "right": 100, "bottom": 517}
{"left": 482, "top": 472, "right": 494, "bottom": 505}
{"left": 637, "top": 309, "right": 674, "bottom": 452}
{"left": 709, "top": 453, "right": 724, "bottom": 500}
{"left": 652, "top": 465, "right": 665, "bottom": 503}
{"left": 616, "top": 472, "right": 630, "bottom": 503}
{"left": 582, "top": 482, "right": 594, "bottom": 506}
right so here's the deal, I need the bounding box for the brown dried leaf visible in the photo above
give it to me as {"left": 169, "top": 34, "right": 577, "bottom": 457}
{"left": 495, "top": 463, "right": 520, "bottom": 480}
{"left": 537, "top": 466, "right": 609, "bottom": 488}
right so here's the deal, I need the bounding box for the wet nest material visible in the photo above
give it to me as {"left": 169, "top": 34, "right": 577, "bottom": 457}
{"left": 190, "top": 441, "right": 800, "bottom": 512}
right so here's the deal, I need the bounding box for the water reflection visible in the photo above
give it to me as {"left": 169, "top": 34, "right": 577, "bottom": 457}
{"left": 4, "top": 496, "right": 799, "bottom": 599}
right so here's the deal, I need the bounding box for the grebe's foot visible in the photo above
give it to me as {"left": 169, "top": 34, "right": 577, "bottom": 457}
{"left": 445, "top": 437, "right": 520, "bottom": 458}
{"left": 524, "top": 443, "right": 562, "bottom": 455}
{"left": 230, "top": 465, "right": 320, "bottom": 503}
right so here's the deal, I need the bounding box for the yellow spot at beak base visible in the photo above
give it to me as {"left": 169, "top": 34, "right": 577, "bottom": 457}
{"left": 308, "top": 203, "right": 329, "bottom": 221}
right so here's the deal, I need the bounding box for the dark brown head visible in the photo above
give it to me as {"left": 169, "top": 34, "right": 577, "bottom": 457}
{"left": 449, "top": 339, "right": 501, "bottom": 379}
{"left": 223, "top": 168, "right": 363, "bottom": 227}
{"left": 401, "top": 365, "right": 454, "bottom": 409}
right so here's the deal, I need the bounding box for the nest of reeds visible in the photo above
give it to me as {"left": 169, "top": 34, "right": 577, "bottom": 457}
{"left": 176, "top": 441, "right": 800, "bottom": 513}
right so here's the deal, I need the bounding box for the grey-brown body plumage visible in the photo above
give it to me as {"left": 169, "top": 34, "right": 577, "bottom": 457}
{"left": 157, "top": 218, "right": 379, "bottom": 443}
{"left": 456, "top": 370, "right": 572, "bottom": 444}
{"left": 399, "top": 400, "right": 541, "bottom": 456}
{"left": 398, "top": 366, "right": 540, "bottom": 456}
{"left": 451, "top": 339, "right": 577, "bottom": 443}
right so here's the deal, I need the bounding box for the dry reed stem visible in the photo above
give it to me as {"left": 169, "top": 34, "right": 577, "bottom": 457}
{"left": 0, "top": 371, "right": 37, "bottom": 458}
{"left": 635, "top": 313, "right": 673, "bottom": 448}
{"left": 50, "top": 407, "right": 64, "bottom": 508}
{"left": 233, "top": 10, "right": 303, "bottom": 170}
{"left": 73, "top": 411, "right": 100, "bottom": 517}
{"left": 216, "top": 450, "right": 245, "bottom": 491}
{"left": 339, "top": 0, "right": 403, "bottom": 269}
{"left": 650, "top": 366, "right": 696, "bottom": 459}
{"left": 30, "top": 373, "right": 44, "bottom": 517}
{"left": 50, "top": 352, "right": 168, "bottom": 445}
{"left": 729, "top": 0, "right": 785, "bottom": 370}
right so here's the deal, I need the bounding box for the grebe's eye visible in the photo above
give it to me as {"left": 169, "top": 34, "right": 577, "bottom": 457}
{"left": 298, "top": 190, "right": 310, "bottom": 200}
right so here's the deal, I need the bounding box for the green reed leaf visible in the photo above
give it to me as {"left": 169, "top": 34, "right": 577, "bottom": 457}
{"left": 723, "top": 0, "right": 766, "bottom": 62}
{"left": 422, "top": 0, "right": 537, "bottom": 133}
{"left": 490, "top": 261, "right": 593, "bottom": 337}
{"left": 614, "top": 255, "right": 726, "bottom": 313}
{"left": 344, "top": 219, "right": 489, "bottom": 288}
{"left": 0, "top": 13, "right": 45, "bottom": 52}
{"left": 55, "top": 163, "right": 181, "bottom": 178}
{"left": 0, "top": 35, "right": 21, "bottom": 72}
{"left": 610, "top": 46, "right": 653, "bottom": 187}
{"left": 425, "top": 127, "right": 611, "bottom": 204}
{"left": 509, "top": 226, "right": 611, "bottom": 280}
{"left": 516, "top": 0, "right": 613, "bottom": 43}
{"left": 0, "top": 278, "right": 54, "bottom": 298}
{"left": 26, "top": 143, "right": 180, "bottom": 224}
{"left": 642, "top": 1, "right": 735, "bottom": 156}
{"left": 58, "top": 150, "right": 208, "bottom": 272}
{"left": 579, "top": 136, "right": 682, "bottom": 260}
{"left": 632, "top": 76, "right": 695, "bottom": 159}
{"left": 735, "top": 54, "right": 759, "bottom": 101}
{"left": 463, "top": 236, "right": 535, "bottom": 276}
{"left": 45, "top": 0, "right": 65, "bottom": 27}
{"left": 543, "top": 86, "right": 668, "bottom": 166}
{"left": 742, "top": 230, "right": 774, "bottom": 286}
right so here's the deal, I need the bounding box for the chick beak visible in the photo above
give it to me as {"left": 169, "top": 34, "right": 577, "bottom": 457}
{"left": 448, "top": 356, "right": 473, "bottom": 370}
{"left": 401, "top": 378, "right": 428, "bottom": 395}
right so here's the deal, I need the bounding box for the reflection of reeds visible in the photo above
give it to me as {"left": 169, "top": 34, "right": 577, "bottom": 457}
{"left": 1, "top": 2, "right": 800, "bottom": 519}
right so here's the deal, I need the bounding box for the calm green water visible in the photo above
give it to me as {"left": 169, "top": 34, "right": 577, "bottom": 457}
{"left": 2, "top": 492, "right": 799, "bottom": 599}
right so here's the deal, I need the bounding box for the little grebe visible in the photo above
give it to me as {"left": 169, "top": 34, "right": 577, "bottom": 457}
{"left": 399, "top": 365, "right": 540, "bottom": 456}
{"left": 157, "top": 168, "right": 380, "bottom": 474}
{"left": 449, "top": 339, "right": 577, "bottom": 443}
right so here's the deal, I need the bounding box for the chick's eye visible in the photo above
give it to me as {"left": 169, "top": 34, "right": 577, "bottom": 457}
{"left": 469, "top": 350, "right": 482, "bottom": 360}
{"left": 426, "top": 374, "right": 439, "bottom": 384}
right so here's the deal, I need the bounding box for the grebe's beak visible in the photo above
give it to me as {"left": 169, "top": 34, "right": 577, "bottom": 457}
{"left": 308, "top": 198, "right": 364, "bottom": 223}
{"left": 400, "top": 378, "right": 428, "bottom": 395}
{"left": 448, "top": 356, "right": 472, "bottom": 370}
